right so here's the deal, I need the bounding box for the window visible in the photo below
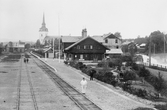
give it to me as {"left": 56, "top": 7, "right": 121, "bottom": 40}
{"left": 84, "top": 45, "right": 86, "bottom": 49}
{"left": 90, "top": 45, "right": 93, "bottom": 49}
{"left": 105, "top": 39, "right": 108, "bottom": 43}
{"left": 115, "top": 39, "right": 118, "bottom": 43}
{"left": 77, "top": 45, "right": 80, "bottom": 49}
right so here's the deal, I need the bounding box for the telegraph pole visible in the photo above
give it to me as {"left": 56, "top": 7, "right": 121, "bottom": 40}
{"left": 53, "top": 37, "right": 54, "bottom": 59}
{"left": 149, "top": 35, "right": 151, "bottom": 66}
{"left": 164, "top": 34, "right": 166, "bottom": 62}
{"left": 58, "top": 14, "right": 60, "bottom": 63}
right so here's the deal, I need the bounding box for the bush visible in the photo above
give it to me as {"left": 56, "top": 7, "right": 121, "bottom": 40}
{"left": 154, "top": 104, "right": 167, "bottom": 110}
{"left": 108, "top": 58, "right": 122, "bottom": 67}
{"left": 132, "top": 62, "right": 139, "bottom": 71}
{"left": 93, "top": 73, "right": 103, "bottom": 81}
{"left": 153, "top": 73, "right": 165, "bottom": 92}
{"left": 108, "top": 62, "right": 114, "bottom": 67}
{"left": 122, "top": 82, "right": 131, "bottom": 91}
{"left": 102, "top": 72, "right": 114, "bottom": 83}
{"left": 97, "top": 58, "right": 122, "bottom": 68}
{"left": 75, "top": 62, "right": 83, "bottom": 69}
{"left": 64, "top": 60, "right": 68, "bottom": 64}
{"left": 97, "top": 61, "right": 106, "bottom": 67}
{"left": 138, "top": 66, "right": 151, "bottom": 78}
{"left": 121, "top": 54, "right": 133, "bottom": 66}
{"left": 123, "top": 70, "right": 137, "bottom": 81}
{"left": 135, "top": 89, "right": 147, "bottom": 98}
{"left": 146, "top": 72, "right": 166, "bottom": 92}
{"left": 133, "top": 107, "right": 154, "bottom": 110}
{"left": 138, "top": 66, "right": 166, "bottom": 92}
{"left": 81, "top": 65, "right": 93, "bottom": 75}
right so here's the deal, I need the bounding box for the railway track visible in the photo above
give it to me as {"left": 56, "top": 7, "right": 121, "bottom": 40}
{"left": 30, "top": 53, "right": 102, "bottom": 110}
{"left": 16, "top": 55, "right": 38, "bottom": 110}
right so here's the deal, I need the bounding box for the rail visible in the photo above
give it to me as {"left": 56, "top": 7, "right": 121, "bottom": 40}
{"left": 30, "top": 52, "right": 102, "bottom": 110}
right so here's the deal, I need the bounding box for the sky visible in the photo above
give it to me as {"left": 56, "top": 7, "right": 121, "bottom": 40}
{"left": 0, "top": 0, "right": 167, "bottom": 42}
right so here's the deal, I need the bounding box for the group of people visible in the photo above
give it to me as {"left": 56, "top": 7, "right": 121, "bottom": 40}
{"left": 80, "top": 69, "right": 96, "bottom": 94}
{"left": 24, "top": 57, "right": 29, "bottom": 63}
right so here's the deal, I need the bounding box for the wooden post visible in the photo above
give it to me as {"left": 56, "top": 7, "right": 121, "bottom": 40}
{"left": 149, "top": 35, "right": 152, "bottom": 67}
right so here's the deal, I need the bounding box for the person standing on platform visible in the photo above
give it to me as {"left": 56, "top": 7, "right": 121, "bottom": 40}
{"left": 24, "top": 57, "right": 26, "bottom": 63}
{"left": 90, "top": 69, "right": 96, "bottom": 81}
{"left": 27, "top": 58, "right": 29, "bottom": 63}
{"left": 80, "top": 77, "right": 87, "bottom": 94}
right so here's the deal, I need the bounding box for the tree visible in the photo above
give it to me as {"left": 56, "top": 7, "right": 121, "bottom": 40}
{"left": 36, "top": 39, "right": 41, "bottom": 48}
{"left": 0, "top": 43, "right": 3, "bottom": 54}
{"left": 128, "top": 43, "right": 137, "bottom": 57}
{"left": 134, "top": 36, "right": 147, "bottom": 45}
{"left": 151, "top": 31, "right": 164, "bottom": 53}
{"left": 25, "top": 43, "right": 30, "bottom": 50}
{"left": 121, "top": 44, "right": 128, "bottom": 53}
{"left": 145, "top": 30, "right": 166, "bottom": 54}
{"left": 114, "top": 32, "right": 122, "bottom": 38}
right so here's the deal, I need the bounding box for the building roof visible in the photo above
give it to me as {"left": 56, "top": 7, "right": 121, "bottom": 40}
{"left": 122, "top": 41, "right": 133, "bottom": 45}
{"left": 44, "top": 36, "right": 61, "bottom": 40}
{"left": 62, "top": 36, "right": 81, "bottom": 43}
{"left": 65, "top": 36, "right": 109, "bottom": 51}
{"left": 139, "top": 43, "right": 146, "bottom": 47}
{"left": 104, "top": 33, "right": 121, "bottom": 40}
{"left": 19, "top": 40, "right": 25, "bottom": 44}
{"left": 91, "top": 36, "right": 104, "bottom": 43}
{"left": 44, "top": 47, "right": 52, "bottom": 53}
{"left": 62, "top": 35, "right": 105, "bottom": 43}
{"left": 105, "top": 49, "right": 123, "bottom": 54}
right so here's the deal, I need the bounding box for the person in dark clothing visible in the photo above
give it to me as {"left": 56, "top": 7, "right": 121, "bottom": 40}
{"left": 24, "top": 58, "right": 26, "bottom": 63}
{"left": 27, "top": 58, "right": 29, "bottom": 63}
{"left": 90, "top": 69, "right": 96, "bottom": 81}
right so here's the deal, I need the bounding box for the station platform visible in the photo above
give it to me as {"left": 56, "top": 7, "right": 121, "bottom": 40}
{"left": 39, "top": 58, "right": 155, "bottom": 110}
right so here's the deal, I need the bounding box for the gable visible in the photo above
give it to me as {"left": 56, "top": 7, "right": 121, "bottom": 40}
{"left": 104, "top": 33, "right": 121, "bottom": 40}
{"left": 104, "top": 34, "right": 116, "bottom": 39}
{"left": 76, "top": 37, "right": 100, "bottom": 47}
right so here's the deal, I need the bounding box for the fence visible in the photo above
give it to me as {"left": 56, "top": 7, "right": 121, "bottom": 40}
{"left": 144, "top": 62, "right": 167, "bottom": 72}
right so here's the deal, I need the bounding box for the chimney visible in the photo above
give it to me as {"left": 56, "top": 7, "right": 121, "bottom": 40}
{"left": 82, "top": 28, "right": 87, "bottom": 37}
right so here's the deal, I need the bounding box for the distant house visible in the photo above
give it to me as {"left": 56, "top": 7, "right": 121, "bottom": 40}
{"left": 137, "top": 43, "right": 146, "bottom": 53}
{"left": 43, "top": 47, "right": 54, "bottom": 58}
{"left": 105, "top": 49, "right": 123, "bottom": 58}
{"left": 122, "top": 41, "right": 133, "bottom": 53}
{"left": 103, "top": 33, "right": 122, "bottom": 49}
{"left": 122, "top": 41, "right": 138, "bottom": 54}
{"left": 139, "top": 43, "right": 146, "bottom": 48}
{"left": 64, "top": 36, "right": 109, "bottom": 61}
{"left": 6, "top": 41, "right": 25, "bottom": 53}
{"left": 103, "top": 33, "right": 123, "bottom": 57}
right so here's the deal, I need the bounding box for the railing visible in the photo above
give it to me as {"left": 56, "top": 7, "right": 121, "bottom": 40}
{"left": 143, "top": 62, "right": 167, "bottom": 72}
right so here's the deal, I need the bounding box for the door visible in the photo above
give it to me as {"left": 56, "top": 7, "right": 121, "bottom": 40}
{"left": 80, "top": 54, "right": 83, "bottom": 59}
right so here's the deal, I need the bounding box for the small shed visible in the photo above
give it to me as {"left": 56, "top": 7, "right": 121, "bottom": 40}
{"left": 44, "top": 47, "right": 55, "bottom": 58}
{"left": 105, "top": 49, "right": 123, "bottom": 58}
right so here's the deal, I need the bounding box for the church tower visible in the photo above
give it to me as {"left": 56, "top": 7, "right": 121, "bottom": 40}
{"left": 39, "top": 13, "right": 48, "bottom": 44}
